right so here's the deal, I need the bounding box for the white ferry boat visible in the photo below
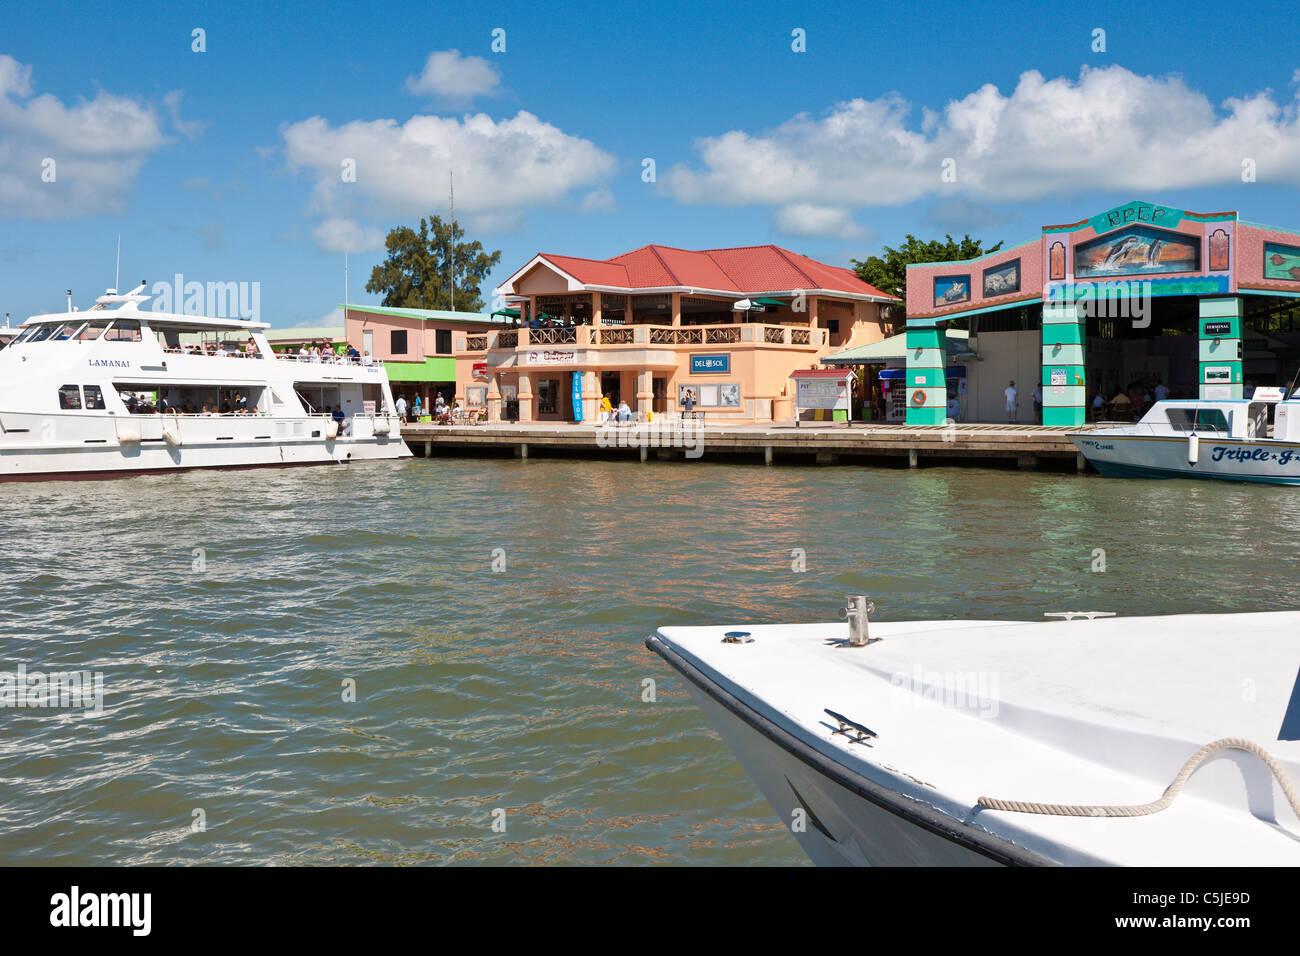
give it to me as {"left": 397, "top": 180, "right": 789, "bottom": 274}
{"left": 0, "top": 283, "right": 411, "bottom": 481}
{"left": 1069, "top": 387, "right": 1300, "bottom": 484}
{"left": 647, "top": 599, "right": 1300, "bottom": 866}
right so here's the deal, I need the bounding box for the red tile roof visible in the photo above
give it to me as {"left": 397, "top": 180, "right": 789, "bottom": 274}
{"left": 529, "top": 244, "right": 896, "bottom": 300}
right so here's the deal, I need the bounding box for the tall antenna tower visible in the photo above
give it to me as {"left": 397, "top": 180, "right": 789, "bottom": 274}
{"left": 114, "top": 234, "right": 121, "bottom": 292}
{"left": 448, "top": 170, "right": 455, "bottom": 312}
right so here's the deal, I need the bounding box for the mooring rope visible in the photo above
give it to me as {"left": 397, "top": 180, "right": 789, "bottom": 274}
{"left": 977, "top": 737, "right": 1300, "bottom": 818}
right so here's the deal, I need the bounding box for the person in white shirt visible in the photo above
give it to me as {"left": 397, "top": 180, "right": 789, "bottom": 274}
{"left": 395, "top": 395, "right": 408, "bottom": 422}
{"left": 1004, "top": 381, "right": 1018, "bottom": 423}
{"left": 361, "top": 350, "right": 373, "bottom": 366}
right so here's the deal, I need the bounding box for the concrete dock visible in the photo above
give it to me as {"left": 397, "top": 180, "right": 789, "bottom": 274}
{"left": 400, "top": 421, "right": 1099, "bottom": 470}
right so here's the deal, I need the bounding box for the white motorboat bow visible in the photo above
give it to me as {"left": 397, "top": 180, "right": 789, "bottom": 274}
{"left": 0, "top": 283, "right": 411, "bottom": 480}
{"left": 647, "top": 600, "right": 1300, "bottom": 866}
{"left": 1069, "top": 387, "right": 1300, "bottom": 484}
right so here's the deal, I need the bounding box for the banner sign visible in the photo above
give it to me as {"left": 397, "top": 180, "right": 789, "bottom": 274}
{"left": 572, "top": 371, "right": 583, "bottom": 423}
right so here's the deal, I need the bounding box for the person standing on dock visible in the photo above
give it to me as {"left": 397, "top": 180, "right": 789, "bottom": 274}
{"left": 1031, "top": 383, "right": 1042, "bottom": 422}
{"left": 1004, "top": 381, "right": 1018, "bottom": 424}
{"left": 396, "top": 394, "right": 408, "bottom": 423}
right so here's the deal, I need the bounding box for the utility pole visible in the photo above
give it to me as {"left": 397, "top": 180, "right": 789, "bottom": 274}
{"left": 448, "top": 170, "right": 456, "bottom": 312}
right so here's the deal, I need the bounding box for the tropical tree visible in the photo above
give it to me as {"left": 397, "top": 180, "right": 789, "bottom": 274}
{"left": 365, "top": 216, "right": 502, "bottom": 312}
{"left": 852, "top": 234, "right": 1003, "bottom": 332}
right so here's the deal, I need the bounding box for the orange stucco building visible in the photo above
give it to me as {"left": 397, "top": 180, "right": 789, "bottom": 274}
{"left": 453, "top": 244, "right": 897, "bottom": 423}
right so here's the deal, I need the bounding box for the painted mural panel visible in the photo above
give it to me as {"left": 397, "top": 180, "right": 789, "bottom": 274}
{"left": 1074, "top": 226, "right": 1200, "bottom": 278}
{"left": 983, "top": 259, "right": 1020, "bottom": 297}
{"left": 933, "top": 275, "right": 970, "bottom": 307}
{"left": 1264, "top": 242, "right": 1300, "bottom": 281}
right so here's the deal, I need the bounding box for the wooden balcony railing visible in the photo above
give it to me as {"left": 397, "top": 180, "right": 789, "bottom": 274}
{"left": 465, "top": 335, "right": 487, "bottom": 351}
{"left": 531, "top": 327, "right": 577, "bottom": 345}
{"left": 597, "top": 327, "right": 634, "bottom": 344}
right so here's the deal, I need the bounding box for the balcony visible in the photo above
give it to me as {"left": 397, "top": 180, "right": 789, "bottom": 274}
{"left": 454, "top": 323, "right": 824, "bottom": 356}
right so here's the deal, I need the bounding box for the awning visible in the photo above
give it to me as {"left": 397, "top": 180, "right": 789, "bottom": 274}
{"left": 823, "top": 329, "right": 971, "bottom": 365}
{"left": 878, "top": 366, "right": 966, "bottom": 380}
{"left": 752, "top": 297, "right": 786, "bottom": 307}
{"left": 491, "top": 308, "right": 521, "bottom": 318}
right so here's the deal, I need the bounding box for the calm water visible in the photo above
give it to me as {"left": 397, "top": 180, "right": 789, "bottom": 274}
{"left": 2, "top": 456, "right": 1299, "bottom": 865}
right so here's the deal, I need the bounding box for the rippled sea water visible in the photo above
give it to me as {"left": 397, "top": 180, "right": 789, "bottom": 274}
{"left": 2, "top": 456, "right": 1299, "bottom": 865}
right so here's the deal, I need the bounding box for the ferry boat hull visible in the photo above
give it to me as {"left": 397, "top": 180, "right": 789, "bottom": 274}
{"left": 0, "top": 283, "right": 413, "bottom": 480}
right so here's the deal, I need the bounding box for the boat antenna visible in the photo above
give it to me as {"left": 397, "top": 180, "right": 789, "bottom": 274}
{"left": 114, "top": 234, "right": 121, "bottom": 292}
{"left": 1288, "top": 364, "right": 1300, "bottom": 400}
{"left": 344, "top": 251, "right": 349, "bottom": 312}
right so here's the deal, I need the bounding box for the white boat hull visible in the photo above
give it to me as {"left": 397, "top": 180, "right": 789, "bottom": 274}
{"left": 648, "top": 612, "right": 1300, "bottom": 866}
{"left": 1070, "top": 433, "right": 1300, "bottom": 484}
{"left": 0, "top": 410, "right": 410, "bottom": 480}
{"left": 678, "top": 657, "right": 1022, "bottom": 866}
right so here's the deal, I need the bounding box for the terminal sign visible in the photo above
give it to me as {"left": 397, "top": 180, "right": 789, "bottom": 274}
{"left": 691, "top": 354, "right": 730, "bottom": 375}
{"left": 1203, "top": 321, "right": 1233, "bottom": 336}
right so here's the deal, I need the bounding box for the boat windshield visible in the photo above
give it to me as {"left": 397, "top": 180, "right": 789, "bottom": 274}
{"left": 1165, "top": 407, "right": 1231, "bottom": 434}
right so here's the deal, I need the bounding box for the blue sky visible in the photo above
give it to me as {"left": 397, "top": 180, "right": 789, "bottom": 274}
{"left": 2, "top": 0, "right": 1299, "bottom": 326}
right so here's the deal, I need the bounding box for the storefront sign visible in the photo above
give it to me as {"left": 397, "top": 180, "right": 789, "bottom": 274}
{"left": 690, "top": 354, "right": 730, "bottom": 375}
{"left": 524, "top": 350, "right": 576, "bottom": 365}
{"left": 1203, "top": 321, "right": 1233, "bottom": 336}
{"left": 572, "top": 371, "right": 583, "bottom": 423}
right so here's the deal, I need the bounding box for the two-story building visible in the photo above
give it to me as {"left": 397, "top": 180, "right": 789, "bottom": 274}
{"left": 343, "top": 304, "right": 509, "bottom": 413}
{"left": 453, "top": 243, "right": 896, "bottom": 423}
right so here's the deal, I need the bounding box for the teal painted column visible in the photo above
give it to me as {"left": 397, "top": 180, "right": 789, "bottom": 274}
{"left": 905, "top": 322, "right": 947, "bottom": 425}
{"left": 1041, "top": 301, "right": 1086, "bottom": 426}
{"left": 1198, "top": 297, "right": 1243, "bottom": 399}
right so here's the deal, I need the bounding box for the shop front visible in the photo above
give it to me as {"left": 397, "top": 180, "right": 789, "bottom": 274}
{"left": 904, "top": 200, "right": 1300, "bottom": 425}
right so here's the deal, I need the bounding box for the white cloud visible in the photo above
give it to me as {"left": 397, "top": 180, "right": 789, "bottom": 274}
{"left": 405, "top": 50, "right": 501, "bottom": 104}
{"left": 163, "top": 90, "right": 206, "bottom": 141}
{"left": 0, "top": 54, "right": 170, "bottom": 219}
{"left": 311, "top": 217, "right": 385, "bottom": 253}
{"left": 775, "top": 202, "right": 867, "bottom": 239}
{"left": 283, "top": 110, "right": 616, "bottom": 250}
{"left": 578, "top": 186, "right": 615, "bottom": 214}
{"left": 664, "top": 65, "right": 1300, "bottom": 208}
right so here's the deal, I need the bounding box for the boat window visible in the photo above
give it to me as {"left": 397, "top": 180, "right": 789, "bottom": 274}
{"left": 27, "top": 325, "right": 58, "bottom": 343}
{"left": 103, "top": 320, "right": 141, "bottom": 342}
{"left": 58, "top": 384, "right": 83, "bottom": 410}
{"left": 83, "top": 385, "right": 106, "bottom": 410}
{"left": 52, "top": 322, "right": 85, "bottom": 340}
{"left": 10, "top": 326, "right": 37, "bottom": 344}
{"left": 76, "top": 320, "right": 111, "bottom": 341}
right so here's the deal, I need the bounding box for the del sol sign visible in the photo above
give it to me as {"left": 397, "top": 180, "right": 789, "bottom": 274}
{"left": 690, "top": 354, "right": 729, "bottom": 375}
